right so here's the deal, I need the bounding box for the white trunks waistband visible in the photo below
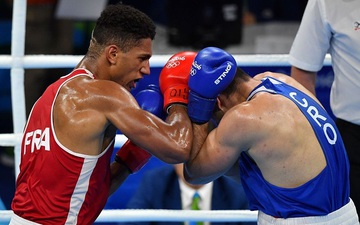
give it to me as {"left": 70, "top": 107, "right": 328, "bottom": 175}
{"left": 9, "top": 213, "right": 41, "bottom": 225}
{"left": 258, "top": 198, "right": 359, "bottom": 225}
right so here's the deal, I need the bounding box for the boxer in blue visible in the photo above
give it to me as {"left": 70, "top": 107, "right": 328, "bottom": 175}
{"left": 183, "top": 47, "right": 359, "bottom": 225}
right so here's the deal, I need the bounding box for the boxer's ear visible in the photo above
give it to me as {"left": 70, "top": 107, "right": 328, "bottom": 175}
{"left": 216, "top": 97, "right": 224, "bottom": 112}
{"left": 106, "top": 45, "right": 118, "bottom": 65}
{"left": 210, "top": 97, "right": 224, "bottom": 124}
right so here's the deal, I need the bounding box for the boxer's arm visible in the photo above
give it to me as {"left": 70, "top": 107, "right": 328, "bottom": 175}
{"left": 184, "top": 107, "right": 247, "bottom": 185}
{"left": 109, "top": 99, "right": 191, "bottom": 164}
{"left": 109, "top": 161, "right": 132, "bottom": 195}
{"left": 109, "top": 140, "right": 152, "bottom": 195}
{"left": 99, "top": 80, "right": 192, "bottom": 164}
{"left": 114, "top": 139, "right": 151, "bottom": 174}
{"left": 109, "top": 85, "right": 164, "bottom": 194}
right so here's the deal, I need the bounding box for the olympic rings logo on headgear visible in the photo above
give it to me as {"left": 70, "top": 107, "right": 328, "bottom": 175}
{"left": 166, "top": 61, "right": 180, "bottom": 68}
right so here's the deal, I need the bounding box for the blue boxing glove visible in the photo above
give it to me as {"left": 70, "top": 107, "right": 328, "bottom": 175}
{"left": 188, "top": 47, "right": 237, "bottom": 124}
{"left": 135, "top": 84, "right": 166, "bottom": 120}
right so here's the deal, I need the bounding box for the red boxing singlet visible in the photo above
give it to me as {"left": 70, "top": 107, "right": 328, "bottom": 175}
{"left": 11, "top": 69, "right": 114, "bottom": 225}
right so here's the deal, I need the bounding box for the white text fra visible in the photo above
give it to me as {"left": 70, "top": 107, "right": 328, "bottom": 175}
{"left": 24, "top": 127, "right": 50, "bottom": 155}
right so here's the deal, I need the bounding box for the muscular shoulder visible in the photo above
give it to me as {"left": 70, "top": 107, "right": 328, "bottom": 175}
{"left": 254, "top": 71, "right": 289, "bottom": 83}
{"left": 255, "top": 72, "right": 318, "bottom": 101}
{"left": 218, "top": 92, "right": 300, "bottom": 151}
{"left": 53, "top": 76, "right": 139, "bottom": 154}
{"left": 63, "top": 76, "right": 128, "bottom": 97}
{"left": 216, "top": 102, "right": 263, "bottom": 152}
{"left": 60, "top": 76, "right": 137, "bottom": 112}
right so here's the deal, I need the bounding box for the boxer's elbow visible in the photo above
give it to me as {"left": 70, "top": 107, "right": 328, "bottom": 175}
{"left": 165, "top": 127, "right": 192, "bottom": 163}
{"left": 184, "top": 170, "right": 211, "bottom": 185}
{"left": 172, "top": 141, "right": 192, "bottom": 163}
{"left": 183, "top": 163, "right": 201, "bottom": 185}
{"left": 160, "top": 140, "right": 191, "bottom": 164}
{"left": 183, "top": 167, "right": 193, "bottom": 183}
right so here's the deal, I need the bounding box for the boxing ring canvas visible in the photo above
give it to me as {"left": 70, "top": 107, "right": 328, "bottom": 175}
{"left": 0, "top": 0, "right": 333, "bottom": 223}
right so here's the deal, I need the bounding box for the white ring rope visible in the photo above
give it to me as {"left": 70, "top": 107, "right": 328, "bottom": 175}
{"left": 0, "top": 209, "right": 258, "bottom": 223}
{"left": 0, "top": 54, "right": 332, "bottom": 69}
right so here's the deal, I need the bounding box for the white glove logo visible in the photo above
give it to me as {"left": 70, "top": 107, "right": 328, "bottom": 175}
{"left": 214, "top": 62, "right": 232, "bottom": 85}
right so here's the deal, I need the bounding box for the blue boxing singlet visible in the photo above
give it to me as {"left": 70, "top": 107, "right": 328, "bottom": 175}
{"left": 239, "top": 77, "right": 350, "bottom": 218}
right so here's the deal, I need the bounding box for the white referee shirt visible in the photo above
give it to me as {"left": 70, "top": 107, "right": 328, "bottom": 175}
{"left": 289, "top": 0, "right": 360, "bottom": 125}
{"left": 179, "top": 178, "right": 213, "bottom": 225}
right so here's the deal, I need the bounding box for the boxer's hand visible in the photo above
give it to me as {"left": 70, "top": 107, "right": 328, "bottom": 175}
{"left": 159, "top": 51, "right": 197, "bottom": 113}
{"left": 114, "top": 84, "right": 164, "bottom": 174}
{"left": 115, "top": 140, "right": 151, "bottom": 174}
{"left": 188, "top": 47, "right": 237, "bottom": 124}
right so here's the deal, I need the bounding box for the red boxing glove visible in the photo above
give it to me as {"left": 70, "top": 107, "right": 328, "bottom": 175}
{"left": 115, "top": 140, "right": 151, "bottom": 174}
{"left": 159, "top": 51, "right": 197, "bottom": 112}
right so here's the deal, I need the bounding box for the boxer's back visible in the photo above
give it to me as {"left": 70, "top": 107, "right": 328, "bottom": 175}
{"left": 245, "top": 90, "right": 326, "bottom": 188}
{"left": 239, "top": 76, "right": 349, "bottom": 217}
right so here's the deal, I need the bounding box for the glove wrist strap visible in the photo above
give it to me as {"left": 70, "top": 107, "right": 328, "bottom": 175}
{"left": 188, "top": 90, "right": 216, "bottom": 124}
{"left": 163, "top": 84, "right": 189, "bottom": 111}
{"left": 115, "top": 140, "right": 151, "bottom": 174}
